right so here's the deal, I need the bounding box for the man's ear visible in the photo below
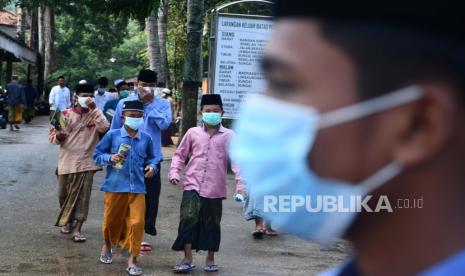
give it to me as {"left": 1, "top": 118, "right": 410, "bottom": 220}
{"left": 120, "top": 115, "right": 125, "bottom": 123}
{"left": 392, "top": 84, "right": 455, "bottom": 167}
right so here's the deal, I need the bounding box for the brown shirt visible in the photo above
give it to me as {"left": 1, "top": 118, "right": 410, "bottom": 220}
{"left": 49, "top": 107, "right": 109, "bottom": 175}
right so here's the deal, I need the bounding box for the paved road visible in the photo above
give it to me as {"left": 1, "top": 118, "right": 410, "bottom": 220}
{"left": 0, "top": 116, "right": 349, "bottom": 275}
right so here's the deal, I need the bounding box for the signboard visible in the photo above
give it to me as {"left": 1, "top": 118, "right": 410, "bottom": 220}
{"left": 212, "top": 15, "right": 273, "bottom": 119}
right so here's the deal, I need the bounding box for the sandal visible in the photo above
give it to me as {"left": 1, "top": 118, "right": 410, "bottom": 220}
{"left": 204, "top": 264, "right": 219, "bottom": 272}
{"left": 140, "top": 241, "right": 152, "bottom": 252}
{"left": 126, "top": 265, "right": 143, "bottom": 276}
{"left": 71, "top": 234, "right": 86, "bottom": 243}
{"left": 173, "top": 261, "right": 196, "bottom": 273}
{"left": 99, "top": 250, "right": 113, "bottom": 264}
{"left": 252, "top": 229, "right": 264, "bottom": 239}
{"left": 60, "top": 227, "right": 71, "bottom": 234}
{"left": 264, "top": 229, "right": 278, "bottom": 236}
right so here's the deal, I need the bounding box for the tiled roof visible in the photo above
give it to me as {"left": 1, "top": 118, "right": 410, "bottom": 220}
{"left": 0, "top": 9, "right": 16, "bottom": 26}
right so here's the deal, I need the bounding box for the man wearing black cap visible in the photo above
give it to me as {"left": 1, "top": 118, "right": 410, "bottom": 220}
{"left": 95, "top": 76, "right": 118, "bottom": 111}
{"left": 230, "top": 1, "right": 465, "bottom": 275}
{"left": 49, "top": 83, "right": 109, "bottom": 243}
{"left": 111, "top": 69, "right": 172, "bottom": 249}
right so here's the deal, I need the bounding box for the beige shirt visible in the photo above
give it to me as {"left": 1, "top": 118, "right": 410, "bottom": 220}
{"left": 49, "top": 107, "right": 109, "bottom": 175}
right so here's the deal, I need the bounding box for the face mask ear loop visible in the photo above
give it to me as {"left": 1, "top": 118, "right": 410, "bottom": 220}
{"left": 358, "top": 161, "right": 404, "bottom": 193}
{"left": 318, "top": 85, "right": 423, "bottom": 129}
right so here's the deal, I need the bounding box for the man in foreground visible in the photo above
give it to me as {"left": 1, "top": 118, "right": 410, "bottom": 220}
{"left": 232, "top": 1, "right": 465, "bottom": 275}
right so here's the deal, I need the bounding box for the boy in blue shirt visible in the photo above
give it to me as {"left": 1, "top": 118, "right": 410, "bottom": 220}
{"left": 94, "top": 100, "right": 157, "bottom": 276}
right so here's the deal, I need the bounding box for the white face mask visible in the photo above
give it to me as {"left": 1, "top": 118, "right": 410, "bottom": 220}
{"left": 77, "top": 96, "right": 88, "bottom": 108}
{"left": 231, "top": 85, "right": 423, "bottom": 244}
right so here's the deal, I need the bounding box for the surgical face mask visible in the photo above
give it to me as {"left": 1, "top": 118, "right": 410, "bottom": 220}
{"left": 141, "top": 86, "right": 156, "bottom": 95}
{"left": 77, "top": 96, "right": 89, "bottom": 108}
{"left": 230, "top": 86, "right": 423, "bottom": 245}
{"left": 120, "top": 90, "right": 130, "bottom": 99}
{"left": 97, "top": 88, "right": 106, "bottom": 95}
{"left": 202, "top": 112, "right": 222, "bottom": 126}
{"left": 124, "top": 117, "right": 144, "bottom": 130}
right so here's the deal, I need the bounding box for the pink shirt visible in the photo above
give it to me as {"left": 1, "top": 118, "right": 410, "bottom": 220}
{"left": 169, "top": 125, "right": 244, "bottom": 199}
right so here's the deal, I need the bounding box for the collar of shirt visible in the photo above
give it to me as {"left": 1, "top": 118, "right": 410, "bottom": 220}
{"left": 120, "top": 125, "right": 141, "bottom": 140}
{"left": 202, "top": 123, "right": 226, "bottom": 134}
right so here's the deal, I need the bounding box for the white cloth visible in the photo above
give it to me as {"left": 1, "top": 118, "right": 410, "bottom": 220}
{"left": 94, "top": 90, "right": 117, "bottom": 111}
{"left": 49, "top": 85, "right": 71, "bottom": 111}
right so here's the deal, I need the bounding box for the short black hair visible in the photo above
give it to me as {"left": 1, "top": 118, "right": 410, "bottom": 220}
{"left": 98, "top": 76, "right": 109, "bottom": 87}
{"left": 319, "top": 21, "right": 465, "bottom": 104}
{"left": 272, "top": 0, "right": 465, "bottom": 104}
{"left": 57, "top": 76, "right": 64, "bottom": 80}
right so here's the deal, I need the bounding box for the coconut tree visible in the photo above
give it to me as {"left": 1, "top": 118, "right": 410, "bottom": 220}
{"left": 180, "top": 0, "right": 204, "bottom": 139}
{"left": 158, "top": 0, "right": 169, "bottom": 86}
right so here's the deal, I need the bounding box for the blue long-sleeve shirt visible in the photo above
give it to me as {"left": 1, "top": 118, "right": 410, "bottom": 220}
{"left": 111, "top": 95, "right": 172, "bottom": 164}
{"left": 93, "top": 127, "right": 157, "bottom": 194}
{"left": 6, "top": 82, "right": 25, "bottom": 105}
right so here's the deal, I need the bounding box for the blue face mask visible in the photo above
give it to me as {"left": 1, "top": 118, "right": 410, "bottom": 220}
{"left": 230, "top": 86, "right": 423, "bottom": 245}
{"left": 202, "top": 112, "right": 222, "bottom": 126}
{"left": 124, "top": 117, "right": 144, "bottom": 130}
{"left": 97, "top": 88, "right": 106, "bottom": 95}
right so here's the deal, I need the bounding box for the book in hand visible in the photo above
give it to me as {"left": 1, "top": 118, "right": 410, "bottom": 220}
{"left": 50, "top": 108, "right": 68, "bottom": 131}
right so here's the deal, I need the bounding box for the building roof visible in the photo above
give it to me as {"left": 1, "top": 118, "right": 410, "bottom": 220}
{"left": 0, "top": 9, "right": 16, "bottom": 26}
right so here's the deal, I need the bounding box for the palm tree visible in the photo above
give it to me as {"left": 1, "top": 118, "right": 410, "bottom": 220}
{"left": 158, "top": 0, "right": 169, "bottom": 86}
{"left": 146, "top": 8, "right": 162, "bottom": 76}
{"left": 180, "top": 0, "right": 204, "bottom": 139}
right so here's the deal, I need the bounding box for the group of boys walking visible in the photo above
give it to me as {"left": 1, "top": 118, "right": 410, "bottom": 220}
{"left": 49, "top": 69, "right": 243, "bottom": 275}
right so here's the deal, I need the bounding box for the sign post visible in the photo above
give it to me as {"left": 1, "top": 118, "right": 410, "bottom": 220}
{"left": 208, "top": 0, "right": 273, "bottom": 119}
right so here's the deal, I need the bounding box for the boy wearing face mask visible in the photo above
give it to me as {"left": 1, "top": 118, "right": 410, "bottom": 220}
{"left": 95, "top": 76, "right": 117, "bottom": 111}
{"left": 103, "top": 80, "right": 130, "bottom": 122}
{"left": 49, "top": 84, "right": 109, "bottom": 242}
{"left": 169, "top": 94, "right": 244, "bottom": 273}
{"left": 94, "top": 100, "right": 156, "bottom": 276}
{"left": 111, "top": 69, "right": 172, "bottom": 251}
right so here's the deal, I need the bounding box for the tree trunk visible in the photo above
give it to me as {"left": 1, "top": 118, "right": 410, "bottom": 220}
{"left": 16, "top": 6, "right": 26, "bottom": 42}
{"left": 38, "top": 5, "right": 44, "bottom": 56}
{"left": 158, "top": 0, "right": 169, "bottom": 86}
{"left": 145, "top": 10, "right": 162, "bottom": 76}
{"left": 43, "top": 5, "right": 54, "bottom": 80}
{"left": 180, "top": 0, "right": 204, "bottom": 140}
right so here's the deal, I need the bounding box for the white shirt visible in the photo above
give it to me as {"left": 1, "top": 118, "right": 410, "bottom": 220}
{"left": 49, "top": 85, "right": 71, "bottom": 111}
{"left": 94, "top": 90, "right": 118, "bottom": 111}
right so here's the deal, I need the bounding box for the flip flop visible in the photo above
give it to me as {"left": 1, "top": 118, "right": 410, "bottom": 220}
{"left": 264, "top": 229, "right": 278, "bottom": 236}
{"left": 140, "top": 242, "right": 152, "bottom": 252}
{"left": 204, "top": 264, "right": 219, "bottom": 272}
{"left": 99, "top": 251, "right": 113, "bottom": 264}
{"left": 173, "top": 262, "right": 196, "bottom": 273}
{"left": 252, "top": 229, "right": 264, "bottom": 239}
{"left": 71, "top": 234, "right": 86, "bottom": 243}
{"left": 126, "top": 265, "right": 143, "bottom": 276}
{"left": 60, "top": 228, "right": 71, "bottom": 234}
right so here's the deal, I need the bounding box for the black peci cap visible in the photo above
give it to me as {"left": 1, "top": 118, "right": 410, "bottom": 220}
{"left": 75, "top": 84, "right": 94, "bottom": 94}
{"left": 201, "top": 94, "right": 223, "bottom": 106}
{"left": 138, "top": 69, "right": 157, "bottom": 83}
{"left": 122, "top": 100, "right": 144, "bottom": 113}
{"left": 273, "top": 0, "right": 465, "bottom": 41}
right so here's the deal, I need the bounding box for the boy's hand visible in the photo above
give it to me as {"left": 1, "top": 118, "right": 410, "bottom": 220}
{"left": 170, "top": 178, "right": 180, "bottom": 185}
{"left": 56, "top": 132, "right": 67, "bottom": 142}
{"left": 110, "top": 154, "right": 124, "bottom": 163}
{"left": 238, "top": 190, "right": 247, "bottom": 198}
{"left": 86, "top": 98, "right": 96, "bottom": 110}
{"left": 144, "top": 166, "right": 155, "bottom": 178}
